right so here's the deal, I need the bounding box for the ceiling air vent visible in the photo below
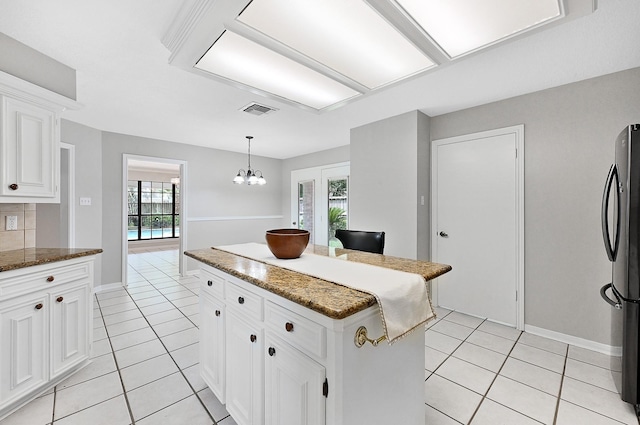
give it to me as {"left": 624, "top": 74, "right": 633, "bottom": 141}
{"left": 240, "top": 102, "right": 279, "bottom": 116}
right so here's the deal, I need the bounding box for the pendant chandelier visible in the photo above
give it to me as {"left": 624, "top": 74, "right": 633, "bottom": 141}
{"left": 233, "top": 136, "right": 266, "bottom": 185}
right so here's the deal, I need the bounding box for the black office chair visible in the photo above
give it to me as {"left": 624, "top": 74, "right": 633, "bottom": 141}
{"left": 335, "top": 229, "right": 385, "bottom": 254}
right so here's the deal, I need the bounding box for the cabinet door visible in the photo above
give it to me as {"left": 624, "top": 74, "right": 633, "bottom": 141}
{"left": 0, "top": 293, "right": 48, "bottom": 406}
{"left": 200, "top": 292, "right": 225, "bottom": 402}
{"left": 226, "top": 310, "right": 263, "bottom": 425}
{"left": 265, "top": 334, "right": 325, "bottom": 425}
{"left": 0, "top": 96, "right": 57, "bottom": 199}
{"left": 51, "top": 284, "right": 89, "bottom": 377}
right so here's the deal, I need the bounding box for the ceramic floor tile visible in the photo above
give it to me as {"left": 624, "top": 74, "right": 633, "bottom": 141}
{"left": 436, "top": 356, "right": 496, "bottom": 395}
{"left": 188, "top": 314, "right": 200, "bottom": 327}
{"left": 179, "top": 304, "right": 200, "bottom": 316}
{"left": 54, "top": 371, "right": 123, "bottom": 420}
{"left": 135, "top": 295, "right": 169, "bottom": 308}
{"left": 99, "top": 301, "right": 139, "bottom": 316}
{"left": 510, "top": 343, "right": 566, "bottom": 374}
{"left": 425, "top": 317, "right": 441, "bottom": 330}
{"left": 499, "top": 357, "right": 562, "bottom": 396}
{"left": 425, "top": 346, "right": 449, "bottom": 373}
{"left": 139, "top": 301, "right": 176, "bottom": 316}
{"left": 430, "top": 320, "right": 475, "bottom": 340}
{"left": 136, "top": 395, "right": 212, "bottom": 425}
{"left": 57, "top": 353, "right": 117, "bottom": 390}
{"left": 127, "top": 372, "right": 192, "bottom": 420}
{"left": 164, "top": 290, "right": 195, "bottom": 301}
{"left": 218, "top": 416, "right": 238, "bottom": 424}
{"left": 444, "top": 311, "right": 484, "bottom": 329}
{"left": 156, "top": 284, "right": 187, "bottom": 293}
{"left": 90, "top": 338, "right": 112, "bottom": 358}
{"left": 96, "top": 295, "right": 132, "bottom": 307}
{"left": 120, "top": 353, "right": 179, "bottom": 391}
{"left": 433, "top": 306, "right": 452, "bottom": 318}
{"left": 183, "top": 363, "right": 208, "bottom": 392}
{"left": 105, "top": 317, "right": 150, "bottom": 337}
{"left": 425, "top": 374, "right": 483, "bottom": 424}
{"left": 424, "top": 404, "right": 462, "bottom": 425}
{"left": 487, "top": 376, "right": 558, "bottom": 424}
{"left": 0, "top": 393, "right": 53, "bottom": 425}
{"left": 161, "top": 327, "right": 200, "bottom": 352}
{"left": 170, "top": 342, "right": 200, "bottom": 369}
{"left": 145, "top": 308, "right": 185, "bottom": 325}
{"left": 564, "top": 358, "right": 619, "bottom": 392}
{"left": 197, "top": 387, "right": 230, "bottom": 421}
{"left": 129, "top": 290, "right": 163, "bottom": 301}
{"left": 102, "top": 309, "right": 143, "bottom": 326}
{"left": 452, "top": 341, "right": 507, "bottom": 373}
{"left": 114, "top": 338, "right": 167, "bottom": 368}
{"left": 53, "top": 395, "right": 130, "bottom": 425}
{"left": 125, "top": 285, "right": 156, "bottom": 295}
{"left": 518, "top": 333, "right": 568, "bottom": 356}
{"left": 170, "top": 296, "right": 199, "bottom": 308}
{"left": 466, "top": 330, "right": 516, "bottom": 355}
{"left": 476, "top": 321, "right": 521, "bottom": 341}
{"left": 561, "top": 377, "right": 638, "bottom": 425}
{"left": 95, "top": 289, "right": 129, "bottom": 301}
{"left": 93, "top": 326, "right": 107, "bottom": 341}
{"left": 152, "top": 317, "right": 196, "bottom": 337}
{"left": 567, "top": 346, "right": 619, "bottom": 371}
{"left": 425, "top": 330, "right": 463, "bottom": 355}
{"left": 556, "top": 400, "right": 630, "bottom": 425}
{"left": 470, "top": 399, "right": 542, "bottom": 425}
{"left": 110, "top": 326, "right": 158, "bottom": 351}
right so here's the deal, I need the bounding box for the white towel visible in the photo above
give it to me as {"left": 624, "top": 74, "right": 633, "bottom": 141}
{"left": 216, "top": 243, "right": 434, "bottom": 344}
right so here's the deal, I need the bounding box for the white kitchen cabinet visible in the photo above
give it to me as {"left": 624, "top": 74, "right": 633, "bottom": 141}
{"left": 264, "top": 333, "right": 325, "bottom": 425}
{"left": 0, "top": 256, "right": 95, "bottom": 420}
{"left": 0, "top": 71, "right": 79, "bottom": 203}
{"left": 197, "top": 263, "right": 424, "bottom": 425}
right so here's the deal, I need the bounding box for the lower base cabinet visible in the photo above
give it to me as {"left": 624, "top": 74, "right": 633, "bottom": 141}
{"left": 0, "top": 256, "right": 96, "bottom": 420}
{"left": 199, "top": 264, "right": 425, "bottom": 425}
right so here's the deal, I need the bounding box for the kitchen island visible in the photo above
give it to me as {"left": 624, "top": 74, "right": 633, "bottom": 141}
{"left": 186, "top": 244, "right": 450, "bottom": 425}
{"left": 0, "top": 248, "right": 102, "bottom": 420}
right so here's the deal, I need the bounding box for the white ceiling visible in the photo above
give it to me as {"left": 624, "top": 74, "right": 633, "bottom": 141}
{"left": 0, "top": 0, "right": 638, "bottom": 159}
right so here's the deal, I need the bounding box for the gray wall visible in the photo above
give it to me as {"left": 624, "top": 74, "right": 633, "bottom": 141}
{"left": 430, "top": 67, "right": 640, "bottom": 345}
{"left": 0, "top": 32, "right": 76, "bottom": 100}
{"left": 350, "top": 111, "right": 429, "bottom": 260}
{"left": 101, "top": 132, "right": 283, "bottom": 282}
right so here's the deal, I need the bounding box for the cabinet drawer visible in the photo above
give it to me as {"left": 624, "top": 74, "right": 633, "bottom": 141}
{"left": 200, "top": 268, "right": 224, "bottom": 300}
{"left": 265, "top": 301, "right": 326, "bottom": 359}
{"left": 226, "top": 283, "right": 263, "bottom": 321}
{"left": 0, "top": 262, "right": 91, "bottom": 300}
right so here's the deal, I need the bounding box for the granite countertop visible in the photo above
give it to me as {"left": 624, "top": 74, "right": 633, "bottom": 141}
{"left": 185, "top": 244, "right": 451, "bottom": 320}
{"left": 0, "top": 248, "right": 103, "bottom": 272}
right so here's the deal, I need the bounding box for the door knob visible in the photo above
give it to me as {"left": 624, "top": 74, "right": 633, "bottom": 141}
{"left": 439, "top": 231, "right": 449, "bottom": 238}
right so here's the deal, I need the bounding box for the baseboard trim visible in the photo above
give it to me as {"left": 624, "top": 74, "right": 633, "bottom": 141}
{"left": 94, "top": 282, "right": 125, "bottom": 293}
{"left": 524, "top": 324, "right": 622, "bottom": 357}
{"left": 186, "top": 269, "right": 199, "bottom": 277}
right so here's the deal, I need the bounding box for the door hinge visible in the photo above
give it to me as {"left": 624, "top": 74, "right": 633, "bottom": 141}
{"left": 323, "top": 378, "right": 328, "bottom": 398}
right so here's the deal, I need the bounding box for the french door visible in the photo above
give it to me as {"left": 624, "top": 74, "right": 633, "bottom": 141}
{"left": 290, "top": 163, "right": 349, "bottom": 246}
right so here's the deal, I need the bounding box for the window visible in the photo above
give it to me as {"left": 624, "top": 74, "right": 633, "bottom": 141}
{"left": 127, "top": 180, "right": 180, "bottom": 240}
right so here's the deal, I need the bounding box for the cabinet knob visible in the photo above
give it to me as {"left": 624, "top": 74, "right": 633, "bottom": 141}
{"left": 56, "top": 296, "right": 64, "bottom": 303}
{"left": 250, "top": 334, "right": 257, "bottom": 343}
{"left": 215, "top": 310, "right": 221, "bottom": 317}
{"left": 268, "top": 347, "right": 276, "bottom": 357}
{"left": 47, "top": 276, "right": 55, "bottom": 282}
{"left": 238, "top": 296, "right": 245, "bottom": 304}
{"left": 207, "top": 280, "right": 213, "bottom": 287}
{"left": 35, "top": 303, "right": 43, "bottom": 310}
{"left": 285, "top": 322, "right": 294, "bottom": 332}
{"left": 8, "top": 183, "right": 18, "bottom": 191}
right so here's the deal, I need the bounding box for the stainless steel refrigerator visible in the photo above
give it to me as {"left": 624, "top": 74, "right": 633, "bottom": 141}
{"left": 601, "top": 123, "right": 640, "bottom": 415}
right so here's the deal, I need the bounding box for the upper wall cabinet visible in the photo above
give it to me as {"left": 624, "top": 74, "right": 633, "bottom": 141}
{"left": 0, "top": 71, "right": 79, "bottom": 203}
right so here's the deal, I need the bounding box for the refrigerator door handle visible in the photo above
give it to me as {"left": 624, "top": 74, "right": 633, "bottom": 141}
{"left": 601, "top": 164, "right": 620, "bottom": 261}
{"left": 601, "top": 283, "right": 623, "bottom": 309}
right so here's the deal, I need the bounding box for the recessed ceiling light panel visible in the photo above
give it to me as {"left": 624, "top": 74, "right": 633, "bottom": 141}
{"left": 195, "top": 31, "right": 360, "bottom": 110}
{"left": 395, "top": 0, "right": 563, "bottom": 58}
{"left": 237, "top": 0, "right": 435, "bottom": 90}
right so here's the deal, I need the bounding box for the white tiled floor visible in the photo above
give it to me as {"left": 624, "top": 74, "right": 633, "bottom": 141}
{"left": 1, "top": 248, "right": 638, "bottom": 424}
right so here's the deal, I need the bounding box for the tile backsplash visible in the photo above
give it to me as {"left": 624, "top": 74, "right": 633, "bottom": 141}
{"left": 0, "top": 204, "right": 36, "bottom": 252}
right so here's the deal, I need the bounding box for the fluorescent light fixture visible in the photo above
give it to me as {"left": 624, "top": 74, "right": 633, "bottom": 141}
{"left": 195, "top": 31, "right": 360, "bottom": 110}
{"left": 395, "top": 0, "right": 562, "bottom": 58}
{"left": 237, "top": 0, "right": 435, "bottom": 90}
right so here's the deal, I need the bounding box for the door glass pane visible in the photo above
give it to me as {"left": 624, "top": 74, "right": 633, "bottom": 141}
{"left": 298, "top": 180, "right": 315, "bottom": 244}
{"left": 328, "top": 177, "right": 348, "bottom": 247}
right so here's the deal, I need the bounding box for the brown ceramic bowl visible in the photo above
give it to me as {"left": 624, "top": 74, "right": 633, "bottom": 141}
{"left": 265, "top": 229, "right": 310, "bottom": 259}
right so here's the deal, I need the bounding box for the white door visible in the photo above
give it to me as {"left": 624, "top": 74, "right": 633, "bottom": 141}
{"left": 51, "top": 284, "right": 89, "bottom": 378}
{"left": 290, "top": 163, "right": 349, "bottom": 246}
{"left": 199, "top": 292, "right": 225, "bottom": 402}
{"left": 432, "top": 126, "right": 524, "bottom": 327}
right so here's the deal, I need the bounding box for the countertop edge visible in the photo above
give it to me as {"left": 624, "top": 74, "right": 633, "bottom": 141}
{"left": 0, "top": 248, "right": 103, "bottom": 272}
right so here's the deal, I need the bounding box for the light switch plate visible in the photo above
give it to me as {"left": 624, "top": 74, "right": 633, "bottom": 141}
{"left": 79, "top": 197, "right": 92, "bottom": 206}
{"left": 6, "top": 215, "right": 17, "bottom": 231}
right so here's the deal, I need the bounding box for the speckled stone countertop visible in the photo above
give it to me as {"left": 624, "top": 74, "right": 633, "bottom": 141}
{"left": 0, "top": 248, "right": 103, "bottom": 272}
{"left": 185, "top": 245, "right": 451, "bottom": 320}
